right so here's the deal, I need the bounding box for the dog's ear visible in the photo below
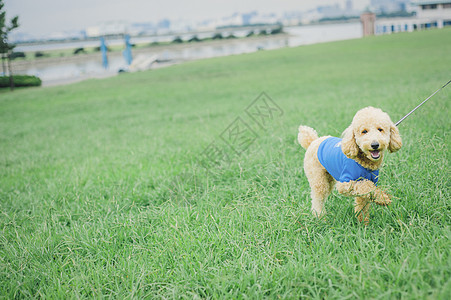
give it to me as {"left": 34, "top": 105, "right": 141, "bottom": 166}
{"left": 389, "top": 123, "right": 402, "bottom": 152}
{"left": 341, "top": 126, "right": 359, "bottom": 158}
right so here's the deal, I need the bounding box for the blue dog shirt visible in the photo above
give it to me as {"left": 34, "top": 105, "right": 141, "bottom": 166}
{"left": 317, "top": 137, "right": 379, "bottom": 185}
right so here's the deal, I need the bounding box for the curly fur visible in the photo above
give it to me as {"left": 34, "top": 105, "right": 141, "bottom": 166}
{"left": 298, "top": 106, "right": 402, "bottom": 223}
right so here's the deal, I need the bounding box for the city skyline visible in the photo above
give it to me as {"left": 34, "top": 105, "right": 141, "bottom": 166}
{"left": 5, "top": 0, "right": 371, "bottom": 40}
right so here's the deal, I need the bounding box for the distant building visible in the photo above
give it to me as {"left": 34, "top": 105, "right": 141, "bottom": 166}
{"left": 370, "top": 0, "right": 410, "bottom": 13}
{"left": 86, "top": 21, "right": 129, "bottom": 37}
{"left": 242, "top": 11, "right": 258, "bottom": 25}
{"left": 317, "top": 4, "right": 343, "bottom": 18}
{"left": 414, "top": 0, "right": 451, "bottom": 27}
{"left": 157, "top": 19, "right": 171, "bottom": 30}
{"left": 361, "top": 12, "right": 376, "bottom": 36}
{"left": 372, "top": 0, "right": 451, "bottom": 35}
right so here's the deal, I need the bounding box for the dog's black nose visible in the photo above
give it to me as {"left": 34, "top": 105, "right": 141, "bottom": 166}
{"left": 371, "top": 142, "right": 379, "bottom": 150}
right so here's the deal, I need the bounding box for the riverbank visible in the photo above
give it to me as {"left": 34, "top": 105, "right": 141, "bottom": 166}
{"left": 11, "top": 23, "right": 364, "bottom": 87}
{"left": 12, "top": 33, "right": 291, "bottom": 86}
{"left": 14, "top": 33, "right": 290, "bottom": 67}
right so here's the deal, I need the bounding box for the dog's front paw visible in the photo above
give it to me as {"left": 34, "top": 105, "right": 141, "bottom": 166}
{"left": 374, "top": 191, "right": 392, "bottom": 206}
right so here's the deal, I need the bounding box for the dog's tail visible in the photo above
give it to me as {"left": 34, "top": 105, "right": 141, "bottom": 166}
{"left": 298, "top": 125, "right": 319, "bottom": 149}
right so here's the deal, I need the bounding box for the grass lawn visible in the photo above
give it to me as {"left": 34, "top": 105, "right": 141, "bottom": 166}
{"left": 0, "top": 28, "right": 450, "bottom": 298}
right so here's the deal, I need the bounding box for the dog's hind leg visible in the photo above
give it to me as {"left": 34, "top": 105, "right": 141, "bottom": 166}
{"left": 308, "top": 171, "right": 335, "bottom": 217}
{"left": 303, "top": 136, "right": 333, "bottom": 217}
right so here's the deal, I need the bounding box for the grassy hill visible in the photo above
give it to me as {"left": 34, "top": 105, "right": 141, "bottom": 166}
{"left": 1, "top": 28, "right": 450, "bottom": 298}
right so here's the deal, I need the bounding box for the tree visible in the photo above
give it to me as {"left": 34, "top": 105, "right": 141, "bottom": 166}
{"left": 0, "top": 0, "right": 19, "bottom": 90}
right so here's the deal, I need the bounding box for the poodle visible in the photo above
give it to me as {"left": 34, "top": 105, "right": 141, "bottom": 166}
{"left": 298, "top": 106, "right": 402, "bottom": 222}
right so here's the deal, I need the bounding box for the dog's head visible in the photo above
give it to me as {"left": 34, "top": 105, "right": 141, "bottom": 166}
{"left": 341, "top": 106, "right": 402, "bottom": 169}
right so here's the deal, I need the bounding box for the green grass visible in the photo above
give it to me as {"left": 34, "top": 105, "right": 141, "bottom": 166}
{"left": 1, "top": 28, "right": 450, "bottom": 298}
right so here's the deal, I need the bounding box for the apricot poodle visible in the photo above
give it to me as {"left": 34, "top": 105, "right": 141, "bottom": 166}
{"left": 298, "top": 106, "right": 402, "bottom": 222}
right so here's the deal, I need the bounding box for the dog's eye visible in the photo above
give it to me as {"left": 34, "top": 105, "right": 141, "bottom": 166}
{"left": 362, "top": 130, "right": 368, "bottom": 134}
{"left": 378, "top": 128, "right": 383, "bottom": 132}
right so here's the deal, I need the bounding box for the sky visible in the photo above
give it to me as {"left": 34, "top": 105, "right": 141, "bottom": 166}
{"left": 4, "top": 0, "right": 370, "bottom": 38}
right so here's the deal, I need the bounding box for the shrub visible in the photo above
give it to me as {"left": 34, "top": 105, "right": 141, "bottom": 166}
{"left": 212, "top": 33, "right": 223, "bottom": 40}
{"left": 188, "top": 35, "right": 201, "bottom": 42}
{"left": 35, "top": 51, "right": 47, "bottom": 58}
{"left": 73, "top": 48, "right": 86, "bottom": 55}
{"left": 10, "top": 52, "right": 26, "bottom": 59}
{"left": 94, "top": 46, "right": 111, "bottom": 52}
{"left": 270, "top": 26, "right": 284, "bottom": 35}
{"left": 172, "top": 36, "right": 183, "bottom": 43}
{"left": 0, "top": 75, "right": 42, "bottom": 88}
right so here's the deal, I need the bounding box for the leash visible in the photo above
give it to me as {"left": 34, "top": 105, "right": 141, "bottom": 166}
{"left": 395, "top": 80, "right": 451, "bottom": 126}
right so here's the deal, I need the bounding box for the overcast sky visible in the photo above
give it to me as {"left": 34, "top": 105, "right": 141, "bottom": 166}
{"left": 4, "top": 0, "right": 370, "bottom": 37}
